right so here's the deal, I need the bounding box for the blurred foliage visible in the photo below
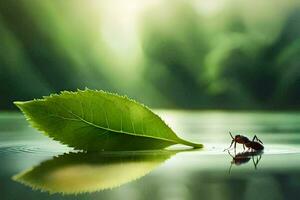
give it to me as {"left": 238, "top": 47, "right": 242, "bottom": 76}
{"left": 0, "top": 0, "right": 299, "bottom": 110}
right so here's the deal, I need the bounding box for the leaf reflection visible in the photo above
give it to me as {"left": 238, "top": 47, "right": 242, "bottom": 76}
{"left": 12, "top": 150, "right": 175, "bottom": 194}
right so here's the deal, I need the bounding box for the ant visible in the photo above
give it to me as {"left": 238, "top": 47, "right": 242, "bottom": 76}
{"left": 227, "top": 150, "right": 263, "bottom": 174}
{"left": 224, "top": 132, "right": 264, "bottom": 152}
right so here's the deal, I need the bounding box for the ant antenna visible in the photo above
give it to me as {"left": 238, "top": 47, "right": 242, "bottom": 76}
{"left": 227, "top": 150, "right": 234, "bottom": 158}
{"left": 227, "top": 150, "right": 235, "bottom": 174}
{"left": 229, "top": 132, "right": 234, "bottom": 139}
{"left": 223, "top": 139, "right": 234, "bottom": 151}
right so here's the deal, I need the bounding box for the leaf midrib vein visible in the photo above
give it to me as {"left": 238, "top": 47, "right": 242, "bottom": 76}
{"left": 53, "top": 102, "right": 178, "bottom": 144}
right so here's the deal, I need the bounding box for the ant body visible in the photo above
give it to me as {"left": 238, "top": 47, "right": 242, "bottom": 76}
{"left": 227, "top": 150, "right": 263, "bottom": 173}
{"left": 224, "top": 132, "right": 264, "bottom": 152}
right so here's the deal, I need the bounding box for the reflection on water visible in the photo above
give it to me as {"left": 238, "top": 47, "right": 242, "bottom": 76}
{"left": 227, "top": 150, "right": 263, "bottom": 174}
{"left": 1, "top": 111, "right": 300, "bottom": 200}
{"left": 13, "top": 151, "right": 175, "bottom": 194}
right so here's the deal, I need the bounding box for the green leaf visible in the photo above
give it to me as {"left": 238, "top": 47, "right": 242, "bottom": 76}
{"left": 14, "top": 89, "right": 202, "bottom": 151}
{"left": 13, "top": 151, "right": 174, "bottom": 194}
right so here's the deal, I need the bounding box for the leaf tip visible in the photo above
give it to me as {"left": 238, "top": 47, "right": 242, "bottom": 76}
{"left": 192, "top": 144, "right": 204, "bottom": 149}
{"left": 13, "top": 101, "right": 25, "bottom": 108}
{"left": 178, "top": 139, "right": 203, "bottom": 149}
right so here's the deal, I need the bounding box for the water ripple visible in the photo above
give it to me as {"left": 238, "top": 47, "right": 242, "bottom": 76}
{"left": 0, "top": 141, "right": 71, "bottom": 155}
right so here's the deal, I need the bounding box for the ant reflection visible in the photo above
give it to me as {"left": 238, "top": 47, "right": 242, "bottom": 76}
{"left": 227, "top": 150, "right": 263, "bottom": 174}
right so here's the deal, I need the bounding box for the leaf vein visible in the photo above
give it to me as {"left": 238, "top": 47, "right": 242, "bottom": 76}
{"left": 49, "top": 101, "right": 178, "bottom": 144}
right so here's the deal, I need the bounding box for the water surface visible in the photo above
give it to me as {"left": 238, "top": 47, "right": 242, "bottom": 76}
{"left": 1, "top": 111, "right": 300, "bottom": 200}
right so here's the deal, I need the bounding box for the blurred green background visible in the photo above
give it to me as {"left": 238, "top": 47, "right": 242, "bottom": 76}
{"left": 0, "top": 0, "right": 299, "bottom": 110}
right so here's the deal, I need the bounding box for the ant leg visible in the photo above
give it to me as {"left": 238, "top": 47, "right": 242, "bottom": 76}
{"left": 254, "top": 157, "right": 259, "bottom": 169}
{"left": 228, "top": 163, "right": 233, "bottom": 174}
{"left": 253, "top": 155, "right": 262, "bottom": 169}
{"left": 257, "top": 155, "right": 262, "bottom": 164}
{"left": 234, "top": 142, "right": 236, "bottom": 154}
{"left": 252, "top": 156, "right": 256, "bottom": 169}
{"left": 243, "top": 144, "right": 245, "bottom": 150}
{"left": 252, "top": 156, "right": 258, "bottom": 169}
{"left": 253, "top": 135, "right": 263, "bottom": 144}
{"left": 234, "top": 141, "right": 237, "bottom": 154}
{"left": 224, "top": 140, "right": 234, "bottom": 151}
{"left": 227, "top": 150, "right": 235, "bottom": 158}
